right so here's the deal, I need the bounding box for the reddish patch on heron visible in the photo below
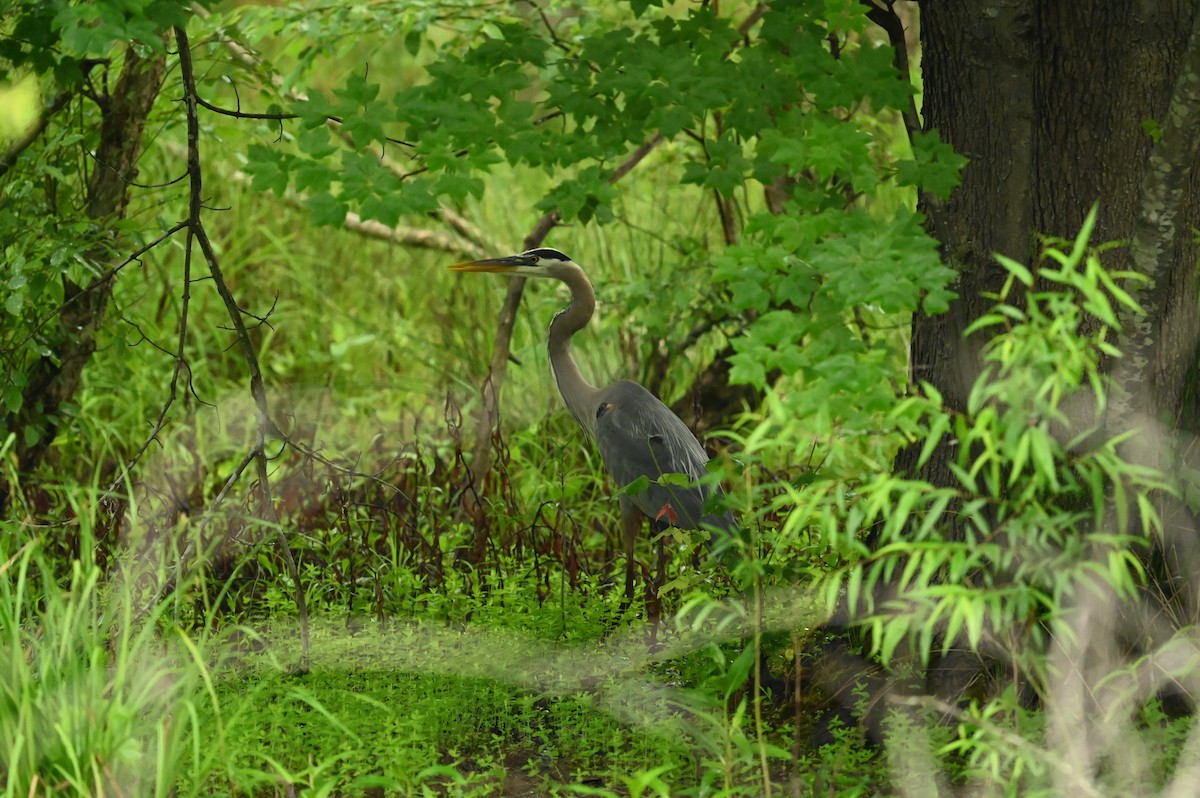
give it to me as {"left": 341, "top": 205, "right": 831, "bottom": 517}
{"left": 655, "top": 502, "right": 679, "bottom": 526}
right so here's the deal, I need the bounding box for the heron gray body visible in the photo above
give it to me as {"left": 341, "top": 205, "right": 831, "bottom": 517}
{"left": 593, "top": 379, "right": 730, "bottom": 532}
{"left": 452, "top": 247, "right": 733, "bottom": 599}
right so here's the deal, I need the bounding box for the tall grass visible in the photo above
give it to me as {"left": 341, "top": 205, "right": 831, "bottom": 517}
{"left": 0, "top": 473, "right": 222, "bottom": 798}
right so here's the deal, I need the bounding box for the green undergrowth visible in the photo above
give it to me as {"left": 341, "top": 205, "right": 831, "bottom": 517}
{"left": 195, "top": 618, "right": 704, "bottom": 795}
{"left": 0, "top": 529, "right": 221, "bottom": 797}
{"left": 10, "top": 438, "right": 1193, "bottom": 796}
{"left": 2, "top": 451, "right": 824, "bottom": 797}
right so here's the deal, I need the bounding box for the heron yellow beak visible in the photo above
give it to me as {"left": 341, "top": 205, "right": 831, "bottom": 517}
{"left": 449, "top": 255, "right": 524, "bottom": 273}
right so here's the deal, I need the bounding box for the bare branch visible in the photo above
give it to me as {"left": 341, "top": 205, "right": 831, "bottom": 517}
{"left": 2, "top": 220, "right": 188, "bottom": 368}
{"left": 175, "top": 22, "right": 311, "bottom": 671}
{"left": 861, "top": 0, "right": 921, "bottom": 145}
{"left": 342, "top": 211, "right": 487, "bottom": 258}
{"left": 189, "top": 2, "right": 488, "bottom": 252}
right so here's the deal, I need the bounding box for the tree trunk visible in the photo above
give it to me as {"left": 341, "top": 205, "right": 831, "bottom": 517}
{"left": 907, "top": 1, "right": 1200, "bottom": 696}
{"left": 910, "top": 1, "right": 1200, "bottom": 435}
{"left": 9, "top": 46, "right": 166, "bottom": 474}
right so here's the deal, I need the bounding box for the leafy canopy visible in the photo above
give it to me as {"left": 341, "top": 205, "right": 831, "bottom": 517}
{"left": 234, "top": 0, "right": 960, "bottom": 461}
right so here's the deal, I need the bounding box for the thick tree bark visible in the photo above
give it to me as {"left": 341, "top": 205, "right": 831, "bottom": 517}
{"left": 906, "top": 1, "right": 1200, "bottom": 698}
{"left": 910, "top": 2, "right": 1200, "bottom": 436}
{"left": 896, "top": 0, "right": 1036, "bottom": 486}
{"left": 9, "top": 47, "right": 166, "bottom": 474}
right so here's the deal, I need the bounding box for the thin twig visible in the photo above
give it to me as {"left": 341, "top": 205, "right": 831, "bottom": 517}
{"left": 190, "top": 1, "right": 483, "bottom": 248}
{"left": 2, "top": 220, "right": 189, "bottom": 369}
{"left": 861, "top": 0, "right": 921, "bottom": 143}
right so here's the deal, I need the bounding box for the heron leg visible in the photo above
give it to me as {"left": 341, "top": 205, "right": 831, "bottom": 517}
{"left": 643, "top": 534, "right": 667, "bottom": 628}
{"left": 654, "top": 536, "right": 668, "bottom": 596}
{"left": 620, "top": 499, "right": 642, "bottom": 606}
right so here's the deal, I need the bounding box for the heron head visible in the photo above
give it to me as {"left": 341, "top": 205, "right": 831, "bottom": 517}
{"left": 449, "top": 247, "right": 576, "bottom": 278}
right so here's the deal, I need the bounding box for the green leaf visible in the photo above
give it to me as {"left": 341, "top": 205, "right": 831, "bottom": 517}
{"left": 334, "top": 72, "right": 381, "bottom": 108}
{"left": 723, "top": 646, "right": 756, "bottom": 696}
{"left": 877, "top": 616, "right": 909, "bottom": 666}
{"left": 619, "top": 475, "right": 652, "bottom": 497}
{"left": 630, "top": 0, "right": 665, "bottom": 18}
{"left": 1009, "top": 429, "right": 1031, "bottom": 487}
{"left": 243, "top": 145, "right": 292, "bottom": 195}
{"left": 656, "top": 473, "right": 691, "bottom": 489}
{"left": 894, "top": 130, "right": 968, "bottom": 199}
{"left": 995, "top": 253, "right": 1034, "bottom": 288}
{"left": 307, "top": 193, "right": 348, "bottom": 228}
{"left": 1028, "top": 428, "right": 1059, "bottom": 489}
{"left": 917, "top": 412, "right": 950, "bottom": 470}
{"left": 404, "top": 30, "right": 423, "bottom": 56}
{"left": 3, "top": 383, "right": 21, "bottom": 414}
{"left": 359, "top": 195, "right": 403, "bottom": 228}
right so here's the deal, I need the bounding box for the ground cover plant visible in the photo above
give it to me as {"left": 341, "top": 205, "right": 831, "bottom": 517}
{"left": 4, "top": 1, "right": 1200, "bottom": 796}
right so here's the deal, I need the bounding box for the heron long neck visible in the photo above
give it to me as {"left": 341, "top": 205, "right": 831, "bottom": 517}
{"left": 548, "top": 266, "right": 601, "bottom": 439}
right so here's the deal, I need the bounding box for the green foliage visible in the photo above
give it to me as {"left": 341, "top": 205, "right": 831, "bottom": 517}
{"left": 18, "top": 0, "right": 1187, "bottom": 795}
{"left": 813, "top": 210, "right": 1165, "bottom": 672}
{"left": 0, "top": 0, "right": 186, "bottom": 83}
{"left": 0, "top": 0, "right": 185, "bottom": 452}
{"left": 895, "top": 130, "right": 969, "bottom": 198}
{"left": 228, "top": 0, "right": 960, "bottom": 446}
{"left": 766, "top": 211, "right": 1182, "bottom": 793}
{"left": 3, "top": 0, "right": 964, "bottom": 485}
{"left": 0, "top": 515, "right": 219, "bottom": 796}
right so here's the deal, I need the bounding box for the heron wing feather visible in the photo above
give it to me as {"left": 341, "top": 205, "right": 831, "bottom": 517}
{"left": 593, "top": 380, "right": 722, "bottom": 530}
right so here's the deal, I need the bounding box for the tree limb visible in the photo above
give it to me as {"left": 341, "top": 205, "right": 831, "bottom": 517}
{"left": 175, "top": 23, "right": 311, "bottom": 671}
{"left": 8, "top": 44, "right": 167, "bottom": 475}
{"left": 861, "top": 0, "right": 921, "bottom": 144}
{"left": 189, "top": 1, "right": 487, "bottom": 252}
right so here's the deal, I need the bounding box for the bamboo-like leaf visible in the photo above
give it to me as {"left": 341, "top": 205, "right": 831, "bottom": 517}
{"left": 1096, "top": 268, "right": 1148, "bottom": 314}
{"left": 1136, "top": 493, "right": 1164, "bottom": 538}
{"left": 995, "top": 253, "right": 1034, "bottom": 287}
{"left": 1069, "top": 203, "right": 1100, "bottom": 266}
{"left": 1098, "top": 457, "right": 1129, "bottom": 533}
{"left": 915, "top": 492, "right": 952, "bottom": 540}
{"left": 920, "top": 380, "right": 945, "bottom": 405}
{"left": 966, "top": 367, "right": 996, "bottom": 416}
{"left": 878, "top": 609, "right": 902, "bottom": 667}
{"left": 917, "top": 412, "right": 951, "bottom": 470}
{"left": 948, "top": 462, "right": 978, "bottom": 495}
{"left": 1008, "top": 428, "right": 1032, "bottom": 487}
{"left": 965, "top": 312, "right": 1008, "bottom": 336}
{"left": 1082, "top": 289, "right": 1118, "bottom": 328}
{"left": 943, "top": 599, "right": 969, "bottom": 653}
{"left": 846, "top": 566, "right": 864, "bottom": 615}
{"left": 889, "top": 488, "right": 920, "bottom": 540}
{"left": 1028, "top": 428, "right": 1060, "bottom": 489}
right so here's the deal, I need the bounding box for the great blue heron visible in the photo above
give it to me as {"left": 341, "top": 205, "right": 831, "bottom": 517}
{"left": 451, "top": 247, "right": 733, "bottom": 601}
